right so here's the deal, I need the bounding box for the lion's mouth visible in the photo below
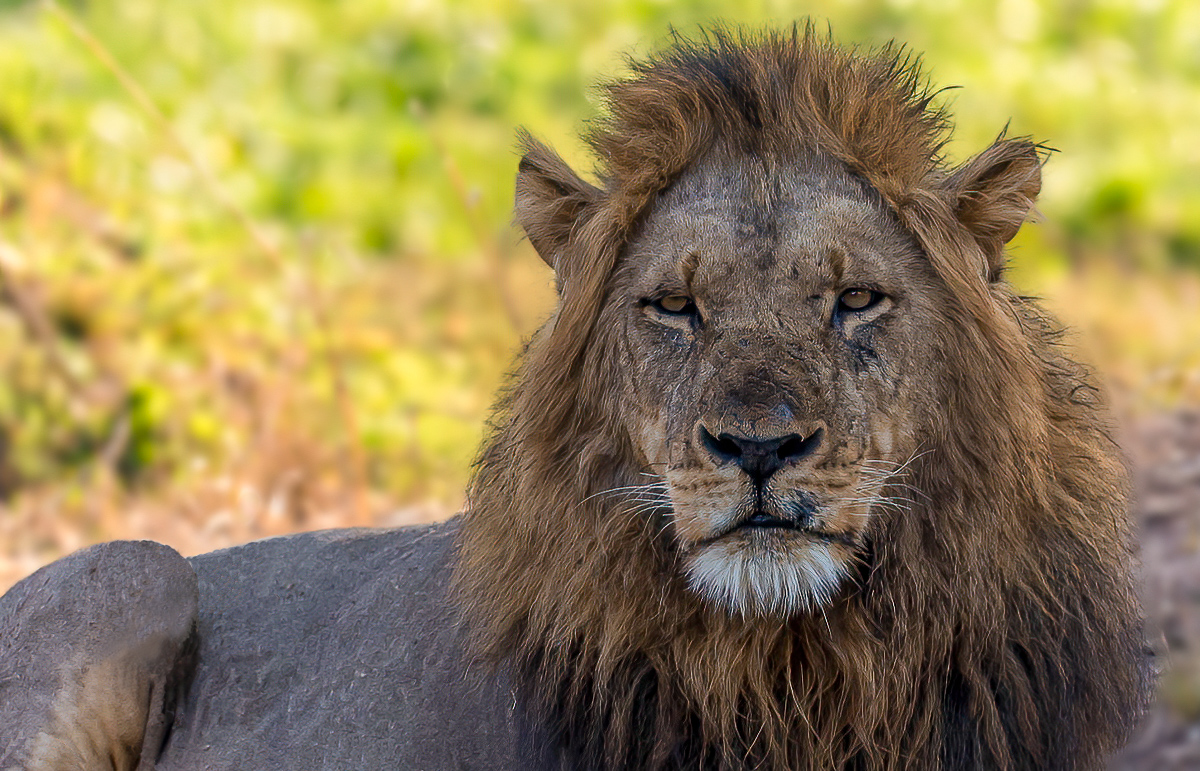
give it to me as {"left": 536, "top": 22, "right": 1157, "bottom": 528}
{"left": 695, "top": 510, "right": 813, "bottom": 544}
{"left": 741, "top": 511, "right": 802, "bottom": 530}
{"left": 722, "top": 509, "right": 856, "bottom": 547}
{"left": 685, "top": 492, "right": 860, "bottom": 549}
{"left": 736, "top": 492, "right": 819, "bottom": 533}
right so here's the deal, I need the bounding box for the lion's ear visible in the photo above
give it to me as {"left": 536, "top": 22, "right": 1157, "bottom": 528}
{"left": 944, "top": 138, "right": 1044, "bottom": 282}
{"left": 515, "top": 131, "right": 602, "bottom": 289}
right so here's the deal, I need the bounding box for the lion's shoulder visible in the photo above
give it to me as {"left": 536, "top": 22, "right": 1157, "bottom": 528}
{"left": 158, "top": 517, "right": 557, "bottom": 769}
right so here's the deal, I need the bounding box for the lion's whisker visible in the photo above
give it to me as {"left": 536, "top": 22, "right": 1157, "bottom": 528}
{"left": 577, "top": 482, "right": 670, "bottom": 507}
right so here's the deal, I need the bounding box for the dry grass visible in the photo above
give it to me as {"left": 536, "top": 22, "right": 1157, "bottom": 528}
{"left": 1016, "top": 263, "right": 1200, "bottom": 417}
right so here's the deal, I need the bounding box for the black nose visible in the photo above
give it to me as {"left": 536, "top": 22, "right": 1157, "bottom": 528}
{"left": 699, "top": 426, "right": 823, "bottom": 482}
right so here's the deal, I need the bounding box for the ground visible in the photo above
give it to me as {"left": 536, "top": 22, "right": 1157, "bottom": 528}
{"left": 1113, "top": 410, "right": 1200, "bottom": 768}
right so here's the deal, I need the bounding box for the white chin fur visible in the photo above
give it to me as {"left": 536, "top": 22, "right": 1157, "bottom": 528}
{"left": 685, "top": 538, "right": 847, "bottom": 617}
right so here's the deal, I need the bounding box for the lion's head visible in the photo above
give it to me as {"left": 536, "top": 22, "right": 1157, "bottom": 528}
{"left": 455, "top": 27, "right": 1147, "bottom": 770}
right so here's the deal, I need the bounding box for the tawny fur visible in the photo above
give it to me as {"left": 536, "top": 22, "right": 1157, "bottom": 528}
{"left": 454, "top": 25, "right": 1147, "bottom": 771}
{"left": 21, "top": 648, "right": 160, "bottom": 771}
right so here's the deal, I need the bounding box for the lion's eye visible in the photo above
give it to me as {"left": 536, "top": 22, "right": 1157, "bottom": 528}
{"left": 838, "top": 289, "right": 882, "bottom": 312}
{"left": 652, "top": 295, "right": 696, "bottom": 315}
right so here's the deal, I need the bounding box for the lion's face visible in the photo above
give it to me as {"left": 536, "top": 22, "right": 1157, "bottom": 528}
{"left": 613, "top": 153, "right": 940, "bottom": 617}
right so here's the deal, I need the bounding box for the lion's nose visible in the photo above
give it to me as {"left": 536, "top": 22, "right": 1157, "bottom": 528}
{"left": 698, "top": 425, "right": 824, "bottom": 481}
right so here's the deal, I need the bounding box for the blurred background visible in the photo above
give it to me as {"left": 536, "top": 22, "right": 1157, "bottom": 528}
{"left": 0, "top": 0, "right": 1196, "bottom": 586}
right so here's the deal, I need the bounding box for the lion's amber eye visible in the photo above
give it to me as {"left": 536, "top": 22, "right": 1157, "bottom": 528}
{"left": 838, "top": 289, "right": 881, "bottom": 312}
{"left": 654, "top": 295, "right": 695, "bottom": 315}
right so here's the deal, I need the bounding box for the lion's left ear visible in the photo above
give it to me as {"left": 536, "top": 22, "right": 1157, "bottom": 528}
{"left": 943, "top": 138, "right": 1044, "bottom": 282}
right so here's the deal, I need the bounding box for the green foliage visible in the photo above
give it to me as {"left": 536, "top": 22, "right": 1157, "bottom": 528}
{"left": 0, "top": 0, "right": 1195, "bottom": 506}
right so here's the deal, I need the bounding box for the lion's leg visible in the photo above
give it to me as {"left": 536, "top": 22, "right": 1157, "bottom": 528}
{"left": 0, "top": 541, "right": 198, "bottom": 771}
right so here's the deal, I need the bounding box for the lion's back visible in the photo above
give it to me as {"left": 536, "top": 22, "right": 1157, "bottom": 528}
{"left": 158, "top": 517, "right": 555, "bottom": 770}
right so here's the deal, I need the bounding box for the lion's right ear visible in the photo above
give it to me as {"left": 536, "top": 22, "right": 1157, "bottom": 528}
{"left": 515, "top": 131, "right": 602, "bottom": 290}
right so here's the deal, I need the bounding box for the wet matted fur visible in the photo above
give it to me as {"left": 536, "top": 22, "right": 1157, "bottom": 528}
{"left": 454, "top": 25, "right": 1149, "bottom": 770}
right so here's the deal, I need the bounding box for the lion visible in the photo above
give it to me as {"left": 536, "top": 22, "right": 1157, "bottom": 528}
{"left": 0, "top": 26, "right": 1147, "bottom": 771}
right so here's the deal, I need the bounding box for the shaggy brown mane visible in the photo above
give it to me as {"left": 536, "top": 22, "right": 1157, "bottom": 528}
{"left": 454, "top": 25, "right": 1147, "bottom": 770}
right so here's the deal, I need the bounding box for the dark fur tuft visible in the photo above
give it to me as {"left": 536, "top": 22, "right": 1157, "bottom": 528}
{"left": 589, "top": 24, "right": 950, "bottom": 214}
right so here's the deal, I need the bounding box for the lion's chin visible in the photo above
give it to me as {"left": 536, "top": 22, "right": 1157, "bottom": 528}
{"left": 684, "top": 532, "right": 849, "bottom": 618}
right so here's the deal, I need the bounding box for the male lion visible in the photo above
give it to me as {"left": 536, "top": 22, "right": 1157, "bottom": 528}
{"left": 0, "top": 26, "right": 1148, "bottom": 771}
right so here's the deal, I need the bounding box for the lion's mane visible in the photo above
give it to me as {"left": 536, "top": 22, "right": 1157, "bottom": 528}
{"left": 454, "top": 26, "right": 1147, "bottom": 770}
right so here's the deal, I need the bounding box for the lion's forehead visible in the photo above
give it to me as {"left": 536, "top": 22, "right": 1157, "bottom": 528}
{"left": 631, "top": 163, "right": 916, "bottom": 311}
